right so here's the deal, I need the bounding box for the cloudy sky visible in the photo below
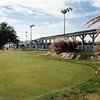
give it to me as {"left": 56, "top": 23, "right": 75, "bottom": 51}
{"left": 0, "top": 0, "right": 100, "bottom": 41}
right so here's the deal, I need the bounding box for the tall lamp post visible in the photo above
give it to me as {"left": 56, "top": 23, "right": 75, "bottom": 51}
{"left": 61, "top": 7, "right": 72, "bottom": 38}
{"left": 25, "top": 31, "right": 27, "bottom": 45}
{"left": 30, "top": 24, "right": 35, "bottom": 47}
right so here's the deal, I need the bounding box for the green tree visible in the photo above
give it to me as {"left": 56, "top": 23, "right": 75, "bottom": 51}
{"left": 0, "top": 22, "right": 19, "bottom": 49}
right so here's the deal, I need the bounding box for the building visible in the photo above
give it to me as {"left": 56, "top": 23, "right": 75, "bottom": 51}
{"left": 4, "top": 42, "right": 17, "bottom": 50}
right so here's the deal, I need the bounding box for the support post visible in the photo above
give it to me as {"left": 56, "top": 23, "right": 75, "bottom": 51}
{"left": 49, "top": 39, "right": 51, "bottom": 43}
{"left": 90, "top": 34, "right": 95, "bottom": 52}
{"left": 71, "top": 36, "right": 76, "bottom": 41}
{"left": 79, "top": 35, "right": 86, "bottom": 51}
{"left": 64, "top": 14, "right": 65, "bottom": 38}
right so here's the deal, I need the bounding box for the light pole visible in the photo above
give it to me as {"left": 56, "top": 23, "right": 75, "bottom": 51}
{"left": 30, "top": 24, "right": 35, "bottom": 47}
{"left": 25, "top": 31, "right": 27, "bottom": 45}
{"left": 61, "top": 7, "right": 72, "bottom": 38}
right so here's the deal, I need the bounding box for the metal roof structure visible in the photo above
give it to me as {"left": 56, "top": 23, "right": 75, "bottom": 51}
{"left": 32, "top": 29, "right": 96, "bottom": 41}
{"left": 32, "top": 29, "right": 99, "bottom": 52}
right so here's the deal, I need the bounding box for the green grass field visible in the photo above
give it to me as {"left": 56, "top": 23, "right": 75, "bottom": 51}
{"left": 0, "top": 50, "right": 99, "bottom": 100}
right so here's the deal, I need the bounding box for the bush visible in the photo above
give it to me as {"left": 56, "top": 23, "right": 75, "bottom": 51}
{"left": 20, "top": 44, "right": 25, "bottom": 48}
{"left": 51, "top": 38, "right": 77, "bottom": 54}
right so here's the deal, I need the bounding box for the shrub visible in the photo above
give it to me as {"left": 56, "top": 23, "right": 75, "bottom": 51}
{"left": 51, "top": 38, "right": 77, "bottom": 54}
{"left": 20, "top": 44, "right": 25, "bottom": 48}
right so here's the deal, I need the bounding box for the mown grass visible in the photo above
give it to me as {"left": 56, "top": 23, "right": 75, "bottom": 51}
{"left": 42, "top": 75, "right": 100, "bottom": 100}
{"left": 0, "top": 50, "right": 99, "bottom": 100}
{"left": 39, "top": 55, "right": 100, "bottom": 100}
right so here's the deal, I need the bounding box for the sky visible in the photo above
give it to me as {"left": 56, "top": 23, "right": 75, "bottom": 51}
{"left": 0, "top": 0, "right": 100, "bottom": 41}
